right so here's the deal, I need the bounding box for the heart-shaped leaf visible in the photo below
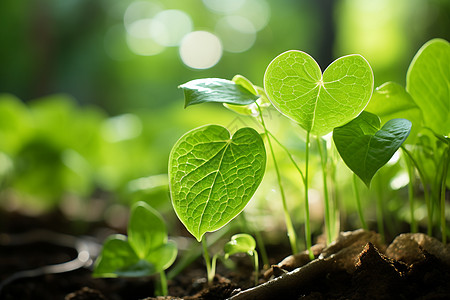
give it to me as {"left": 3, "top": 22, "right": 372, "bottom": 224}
{"left": 264, "top": 51, "right": 373, "bottom": 136}
{"left": 169, "top": 125, "right": 266, "bottom": 241}
{"left": 365, "top": 82, "right": 423, "bottom": 144}
{"left": 179, "top": 78, "right": 259, "bottom": 108}
{"left": 406, "top": 38, "right": 450, "bottom": 136}
{"left": 333, "top": 111, "right": 411, "bottom": 187}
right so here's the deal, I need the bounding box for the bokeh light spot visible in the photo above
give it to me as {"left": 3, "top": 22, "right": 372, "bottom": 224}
{"left": 236, "top": 0, "right": 270, "bottom": 31}
{"left": 202, "top": 0, "right": 245, "bottom": 14}
{"left": 153, "top": 9, "right": 193, "bottom": 47}
{"left": 179, "top": 31, "right": 222, "bottom": 69}
{"left": 101, "top": 114, "right": 143, "bottom": 142}
{"left": 215, "top": 16, "right": 256, "bottom": 53}
{"left": 124, "top": 1, "right": 163, "bottom": 30}
{"left": 126, "top": 19, "right": 166, "bottom": 56}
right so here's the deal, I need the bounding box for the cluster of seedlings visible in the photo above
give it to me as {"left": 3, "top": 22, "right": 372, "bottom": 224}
{"left": 93, "top": 38, "right": 449, "bottom": 296}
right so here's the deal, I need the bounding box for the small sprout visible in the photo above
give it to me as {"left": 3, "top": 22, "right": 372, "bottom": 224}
{"left": 224, "top": 234, "right": 259, "bottom": 286}
{"left": 224, "top": 233, "right": 256, "bottom": 259}
{"left": 93, "top": 201, "right": 177, "bottom": 296}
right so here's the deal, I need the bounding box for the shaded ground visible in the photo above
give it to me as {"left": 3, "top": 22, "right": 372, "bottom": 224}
{"left": 1, "top": 211, "right": 450, "bottom": 300}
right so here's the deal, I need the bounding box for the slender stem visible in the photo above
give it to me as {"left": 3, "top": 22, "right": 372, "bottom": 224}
{"left": 352, "top": 174, "right": 367, "bottom": 230}
{"left": 305, "top": 131, "right": 313, "bottom": 260}
{"left": 202, "top": 238, "right": 214, "bottom": 283}
{"left": 401, "top": 146, "right": 432, "bottom": 235}
{"left": 238, "top": 213, "right": 268, "bottom": 266}
{"left": 316, "top": 137, "right": 332, "bottom": 244}
{"left": 440, "top": 144, "right": 450, "bottom": 244}
{"left": 252, "top": 250, "right": 259, "bottom": 286}
{"left": 267, "top": 131, "right": 305, "bottom": 182}
{"left": 254, "top": 230, "right": 269, "bottom": 267}
{"left": 329, "top": 145, "right": 340, "bottom": 239}
{"left": 375, "top": 175, "right": 385, "bottom": 243}
{"left": 211, "top": 253, "right": 219, "bottom": 281}
{"left": 159, "top": 271, "right": 168, "bottom": 296}
{"left": 167, "top": 224, "right": 233, "bottom": 280}
{"left": 403, "top": 150, "right": 417, "bottom": 233}
{"left": 257, "top": 104, "right": 298, "bottom": 254}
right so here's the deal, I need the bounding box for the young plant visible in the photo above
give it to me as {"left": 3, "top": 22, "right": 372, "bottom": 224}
{"left": 168, "top": 124, "right": 266, "bottom": 283}
{"left": 93, "top": 201, "right": 177, "bottom": 296}
{"left": 365, "top": 38, "right": 449, "bottom": 241}
{"left": 406, "top": 38, "right": 450, "bottom": 243}
{"left": 263, "top": 51, "right": 374, "bottom": 255}
{"left": 332, "top": 111, "right": 412, "bottom": 237}
{"left": 224, "top": 233, "right": 259, "bottom": 286}
{"left": 181, "top": 75, "right": 300, "bottom": 255}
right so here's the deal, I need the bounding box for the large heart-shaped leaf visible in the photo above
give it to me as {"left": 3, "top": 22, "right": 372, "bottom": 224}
{"left": 169, "top": 125, "right": 266, "bottom": 241}
{"left": 406, "top": 38, "right": 450, "bottom": 136}
{"left": 333, "top": 111, "right": 411, "bottom": 187}
{"left": 365, "top": 82, "right": 423, "bottom": 144}
{"left": 264, "top": 51, "right": 373, "bottom": 136}
{"left": 179, "top": 78, "right": 259, "bottom": 108}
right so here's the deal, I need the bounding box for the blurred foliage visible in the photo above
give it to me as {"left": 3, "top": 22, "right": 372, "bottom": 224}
{"left": 1, "top": 0, "right": 447, "bottom": 112}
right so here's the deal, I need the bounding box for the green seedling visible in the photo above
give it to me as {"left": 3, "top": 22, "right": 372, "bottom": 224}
{"left": 366, "top": 81, "right": 423, "bottom": 233}
{"left": 180, "top": 75, "right": 299, "bottom": 256}
{"left": 224, "top": 234, "right": 259, "bottom": 286}
{"left": 168, "top": 124, "right": 266, "bottom": 283}
{"left": 407, "top": 38, "right": 450, "bottom": 243}
{"left": 365, "top": 38, "right": 449, "bottom": 242}
{"left": 205, "top": 233, "right": 259, "bottom": 286}
{"left": 333, "top": 111, "right": 412, "bottom": 236}
{"left": 93, "top": 201, "right": 177, "bottom": 296}
{"left": 264, "top": 50, "right": 374, "bottom": 256}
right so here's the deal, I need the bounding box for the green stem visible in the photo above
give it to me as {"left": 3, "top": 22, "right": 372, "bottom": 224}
{"left": 329, "top": 145, "right": 340, "bottom": 239}
{"left": 254, "top": 230, "right": 269, "bottom": 267}
{"left": 167, "top": 224, "right": 233, "bottom": 280}
{"left": 305, "top": 131, "right": 313, "bottom": 260}
{"left": 239, "top": 213, "right": 269, "bottom": 267}
{"left": 211, "top": 253, "right": 219, "bottom": 280}
{"left": 403, "top": 150, "right": 417, "bottom": 233}
{"left": 202, "top": 238, "right": 214, "bottom": 283}
{"left": 257, "top": 104, "right": 298, "bottom": 254}
{"left": 267, "top": 131, "right": 305, "bottom": 182}
{"left": 159, "top": 271, "right": 168, "bottom": 296}
{"left": 252, "top": 250, "right": 259, "bottom": 286}
{"left": 352, "top": 174, "right": 367, "bottom": 230}
{"left": 375, "top": 175, "right": 385, "bottom": 243}
{"left": 401, "top": 146, "right": 432, "bottom": 235}
{"left": 316, "top": 137, "right": 332, "bottom": 244}
{"left": 440, "top": 144, "right": 450, "bottom": 244}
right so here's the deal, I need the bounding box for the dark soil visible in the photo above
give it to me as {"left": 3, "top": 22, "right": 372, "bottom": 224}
{"left": 1, "top": 211, "right": 450, "bottom": 300}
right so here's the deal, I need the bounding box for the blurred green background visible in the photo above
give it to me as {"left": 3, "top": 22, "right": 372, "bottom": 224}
{"left": 0, "top": 0, "right": 448, "bottom": 237}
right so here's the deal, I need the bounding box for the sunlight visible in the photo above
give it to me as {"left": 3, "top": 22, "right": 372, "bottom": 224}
{"left": 179, "top": 31, "right": 222, "bottom": 69}
{"left": 215, "top": 16, "right": 256, "bottom": 53}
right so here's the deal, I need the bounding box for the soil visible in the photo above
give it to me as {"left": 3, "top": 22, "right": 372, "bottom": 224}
{"left": 1, "top": 211, "right": 450, "bottom": 300}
